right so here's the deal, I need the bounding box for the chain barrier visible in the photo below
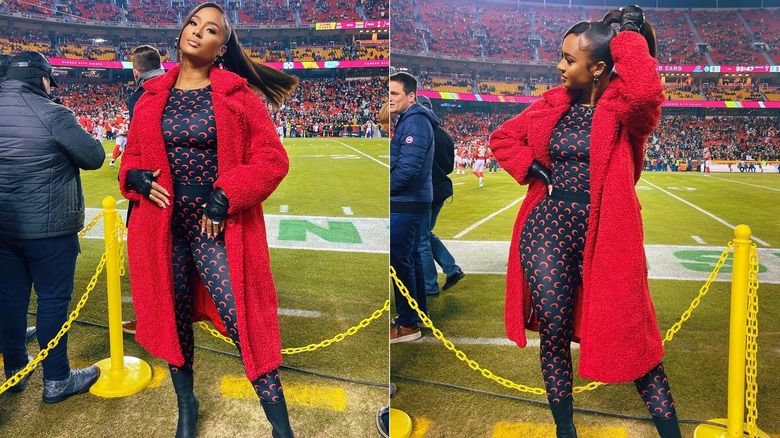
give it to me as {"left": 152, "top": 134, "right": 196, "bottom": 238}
{"left": 390, "top": 266, "right": 545, "bottom": 395}
{"left": 661, "top": 243, "right": 733, "bottom": 345}
{"left": 198, "top": 300, "right": 390, "bottom": 355}
{"left": 390, "top": 239, "right": 753, "bottom": 396}
{"left": 78, "top": 212, "right": 104, "bottom": 239}
{"left": 745, "top": 243, "right": 760, "bottom": 438}
{"left": 116, "top": 216, "right": 127, "bottom": 277}
{"left": 0, "top": 224, "right": 121, "bottom": 395}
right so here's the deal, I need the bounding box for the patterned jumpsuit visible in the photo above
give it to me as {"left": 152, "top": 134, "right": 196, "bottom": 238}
{"left": 519, "top": 104, "right": 676, "bottom": 418}
{"left": 163, "top": 86, "right": 282, "bottom": 403}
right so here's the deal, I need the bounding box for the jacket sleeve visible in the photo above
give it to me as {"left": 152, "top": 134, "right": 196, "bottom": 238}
{"left": 489, "top": 108, "right": 534, "bottom": 184}
{"left": 390, "top": 114, "right": 433, "bottom": 196}
{"left": 213, "top": 89, "right": 289, "bottom": 213}
{"left": 52, "top": 106, "right": 105, "bottom": 170}
{"left": 608, "top": 31, "right": 664, "bottom": 139}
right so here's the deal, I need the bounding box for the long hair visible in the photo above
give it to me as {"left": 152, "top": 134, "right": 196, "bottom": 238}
{"left": 176, "top": 2, "right": 298, "bottom": 108}
{"left": 378, "top": 102, "right": 390, "bottom": 132}
{"left": 563, "top": 9, "right": 657, "bottom": 74}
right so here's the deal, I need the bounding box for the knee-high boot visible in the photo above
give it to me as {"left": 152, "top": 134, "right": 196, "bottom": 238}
{"left": 549, "top": 398, "right": 577, "bottom": 438}
{"left": 261, "top": 396, "right": 294, "bottom": 438}
{"left": 170, "top": 369, "right": 199, "bottom": 438}
{"left": 652, "top": 415, "right": 682, "bottom": 438}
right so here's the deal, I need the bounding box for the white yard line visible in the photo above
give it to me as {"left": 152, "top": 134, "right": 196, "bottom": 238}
{"left": 119, "top": 296, "right": 319, "bottom": 317}
{"left": 691, "top": 235, "right": 706, "bottom": 244}
{"left": 342, "top": 207, "right": 354, "bottom": 215}
{"left": 417, "top": 337, "right": 579, "bottom": 349}
{"left": 714, "top": 177, "right": 780, "bottom": 192}
{"left": 641, "top": 179, "right": 771, "bottom": 247}
{"left": 329, "top": 139, "right": 389, "bottom": 168}
{"left": 454, "top": 197, "right": 525, "bottom": 239}
{"left": 278, "top": 308, "right": 321, "bottom": 318}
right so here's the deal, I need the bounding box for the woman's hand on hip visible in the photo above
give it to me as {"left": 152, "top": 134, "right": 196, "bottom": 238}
{"left": 147, "top": 169, "right": 170, "bottom": 208}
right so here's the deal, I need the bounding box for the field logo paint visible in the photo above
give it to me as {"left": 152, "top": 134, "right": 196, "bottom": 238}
{"left": 81, "top": 208, "right": 388, "bottom": 253}
{"left": 279, "top": 219, "right": 362, "bottom": 243}
{"left": 674, "top": 250, "right": 767, "bottom": 273}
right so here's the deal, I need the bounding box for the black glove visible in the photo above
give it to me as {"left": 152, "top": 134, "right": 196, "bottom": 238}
{"left": 126, "top": 169, "right": 156, "bottom": 196}
{"left": 528, "top": 161, "right": 552, "bottom": 187}
{"left": 619, "top": 5, "right": 645, "bottom": 33}
{"left": 204, "top": 188, "right": 229, "bottom": 223}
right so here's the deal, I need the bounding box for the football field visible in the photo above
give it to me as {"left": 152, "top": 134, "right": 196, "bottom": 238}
{"left": 391, "top": 169, "right": 780, "bottom": 438}
{"left": 0, "top": 138, "right": 390, "bottom": 438}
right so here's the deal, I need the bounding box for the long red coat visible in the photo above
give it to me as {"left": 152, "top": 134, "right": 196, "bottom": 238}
{"left": 119, "top": 65, "right": 289, "bottom": 379}
{"left": 489, "top": 32, "right": 665, "bottom": 384}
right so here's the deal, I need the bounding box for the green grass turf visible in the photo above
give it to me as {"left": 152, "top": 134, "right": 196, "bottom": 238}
{"left": 0, "top": 138, "right": 390, "bottom": 437}
{"left": 439, "top": 170, "right": 780, "bottom": 246}
{"left": 392, "top": 170, "right": 780, "bottom": 436}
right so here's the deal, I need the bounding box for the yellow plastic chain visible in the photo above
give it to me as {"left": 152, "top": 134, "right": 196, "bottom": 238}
{"left": 662, "top": 242, "right": 733, "bottom": 345}
{"left": 390, "top": 238, "right": 735, "bottom": 396}
{"left": 116, "top": 216, "right": 127, "bottom": 277}
{"left": 198, "top": 300, "right": 390, "bottom": 355}
{"left": 745, "top": 243, "right": 760, "bottom": 438}
{"left": 0, "top": 225, "right": 120, "bottom": 395}
{"left": 78, "top": 212, "right": 104, "bottom": 239}
{"left": 390, "top": 266, "right": 547, "bottom": 395}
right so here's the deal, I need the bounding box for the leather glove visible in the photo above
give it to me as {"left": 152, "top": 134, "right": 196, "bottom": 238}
{"left": 528, "top": 161, "right": 552, "bottom": 187}
{"left": 619, "top": 5, "right": 645, "bottom": 33}
{"left": 203, "top": 188, "right": 229, "bottom": 223}
{"left": 126, "top": 169, "right": 156, "bottom": 196}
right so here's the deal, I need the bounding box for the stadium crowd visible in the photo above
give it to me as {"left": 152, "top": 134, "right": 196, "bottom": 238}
{"left": 2, "top": 0, "right": 387, "bottom": 25}
{"left": 435, "top": 111, "right": 779, "bottom": 173}
{"left": 1, "top": 31, "right": 386, "bottom": 64}
{"left": 279, "top": 76, "right": 385, "bottom": 136}
{"left": 44, "top": 75, "right": 384, "bottom": 140}
{"left": 391, "top": 0, "right": 780, "bottom": 65}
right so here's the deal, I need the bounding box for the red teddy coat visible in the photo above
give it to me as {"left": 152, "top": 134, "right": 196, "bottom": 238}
{"left": 119, "top": 65, "right": 289, "bottom": 379}
{"left": 489, "top": 32, "right": 665, "bottom": 384}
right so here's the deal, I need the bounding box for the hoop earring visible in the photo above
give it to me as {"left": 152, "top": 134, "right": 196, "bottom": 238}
{"left": 593, "top": 75, "right": 600, "bottom": 86}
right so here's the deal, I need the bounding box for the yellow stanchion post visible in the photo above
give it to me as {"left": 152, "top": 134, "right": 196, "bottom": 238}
{"left": 695, "top": 225, "right": 768, "bottom": 438}
{"left": 389, "top": 408, "right": 413, "bottom": 438}
{"left": 90, "top": 196, "right": 152, "bottom": 397}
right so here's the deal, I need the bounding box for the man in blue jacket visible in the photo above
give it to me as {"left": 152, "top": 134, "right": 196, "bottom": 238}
{"left": 390, "top": 72, "right": 437, "bottom": 343}
{"left": 0, "top": 51, "right": 104, "bottom": 402}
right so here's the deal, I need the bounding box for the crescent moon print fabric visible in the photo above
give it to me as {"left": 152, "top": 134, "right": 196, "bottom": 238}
{"left": 164, "top": 88, "right": 282, "bottom": 403}
{"left": 163, "top": 87, "right": 219, "bottom": 186}
{"left": 518, "top": 105, "right": 675, "bottom": 418}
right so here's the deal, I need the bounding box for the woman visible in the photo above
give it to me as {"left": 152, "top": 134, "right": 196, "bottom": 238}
{"left": 490, "top": 6, "right": 681, "bottom": 438}
{"left": 119, "top": 3, "right": 298, "bottom": 437}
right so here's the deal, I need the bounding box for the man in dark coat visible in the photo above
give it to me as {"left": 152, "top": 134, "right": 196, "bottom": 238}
{"left": 390, "top": 72, "right": 437, "bottom": 343}
{"left": 0, "top": 51, "right": 105, "bottom": 402}
{"left": 415, "top": 95, "right": 465, "bottom": 298}
{"left": 0, "top": 54, "right": 37, "bottom": 349}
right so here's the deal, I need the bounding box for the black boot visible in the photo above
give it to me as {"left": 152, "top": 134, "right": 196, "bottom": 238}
{"left": 261, "top": 397, "right": 294, "bottom": 438}
{"left": 549, "top": 398, "right": 577, "bottom": 438}
{"left": 170, "top": 369, "right": 199, "bottom": 438}
{"left": 652, "top": 415, "right": 682, "bottom": 438}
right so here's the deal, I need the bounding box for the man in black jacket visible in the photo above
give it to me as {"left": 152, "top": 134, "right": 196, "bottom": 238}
{"left": 0, "top": 51, "right": 104, "bottom": 402}
{"left": 416, "top": 96, "right": 464, "bottom": 298}
{"left": 0, "top": 54, "right": 39, "bottom": 349}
